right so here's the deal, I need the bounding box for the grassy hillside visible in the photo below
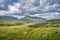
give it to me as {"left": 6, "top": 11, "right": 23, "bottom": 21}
{"left": 0, "top": 19, "right": 60, "bottom": 40}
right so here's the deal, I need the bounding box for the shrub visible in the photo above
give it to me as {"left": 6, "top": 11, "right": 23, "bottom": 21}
{"left": 28, "top": 24, "right": 40, "bottom": 28}
{"left": 15, "top": 23, "right": 23, "bottom": 25}
{"left": 0, "top": 24, "right": 5, "bottom": 26}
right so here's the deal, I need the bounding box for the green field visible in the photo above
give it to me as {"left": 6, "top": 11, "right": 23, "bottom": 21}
{"left": 0, "top": 19, "right": 60, "bottom": 40}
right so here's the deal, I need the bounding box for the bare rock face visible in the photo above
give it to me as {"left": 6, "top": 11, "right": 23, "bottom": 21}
{"left": 54, "top": 29, "right": 60, "bottom": 34}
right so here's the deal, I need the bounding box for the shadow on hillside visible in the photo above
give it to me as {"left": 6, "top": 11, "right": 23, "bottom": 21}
{"left": 0, "top": 23, "right": 24, "bottom": 26}
{"left": 28, "top": 21, "right": 49, "bottom": 28}
{"left": 28, "top": 24, "right": 40, "bottom": 28}
{"left": 28, "top": 20, "right": 60, "bottom": 28}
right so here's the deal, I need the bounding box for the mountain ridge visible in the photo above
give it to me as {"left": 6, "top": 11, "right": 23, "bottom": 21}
{"left": 0, "top": 16, "right": 46, "bottom": 22}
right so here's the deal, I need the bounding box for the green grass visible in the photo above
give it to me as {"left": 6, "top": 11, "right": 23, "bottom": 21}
{"left": 0, "top": 26, "right": 59, "bottom": 40}
{"left": 0, "top": 19, "right": 60, "bottom": 40}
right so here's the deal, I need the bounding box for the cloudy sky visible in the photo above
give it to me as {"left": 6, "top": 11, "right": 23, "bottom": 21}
{"left": 0, "top": 0, "right": 60, "bottom": 19}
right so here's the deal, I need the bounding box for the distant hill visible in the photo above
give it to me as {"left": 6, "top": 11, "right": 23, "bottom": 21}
{"left": 20, "top": 16, "right": 46, "bottom": 22}
{"left": 0, "top": 16, "right": 46, "bottom": 22}
{"left": 0, "top": 16, "right": 18, "bottom": 21}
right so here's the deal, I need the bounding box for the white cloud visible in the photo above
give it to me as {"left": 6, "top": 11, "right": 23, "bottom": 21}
{"left": 0, "top": 2, "right": 22, "bottom": 16}
{"left": 29, "top": 14, "right": 40, "bottom": 17}
{"left": 40, "top": 0, "right": 47, "bottom": 6}
{"left": 40, "top": 5, "right": 51, "bottom": 12}
{"left": 39, "top": 12, "right": 60, "bottom": 19}
{"left": 28, "top": 7, "right": 38, "bottom": 11}
{"left": 8, "top": 2, "right": 22, "bottom": 14}
{"left": 0, "top": 10, "right": 9, "bottom": 16}
{"left": 29, "top": 12, "right": 60, "bottom": 19}
{"left": 8, "top": 5, "right": 20, "bottom": 13}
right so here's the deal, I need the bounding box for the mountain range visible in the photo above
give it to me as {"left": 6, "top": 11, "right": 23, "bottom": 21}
{"left": 0, "top": 16, "right": 46, "bottom": 22}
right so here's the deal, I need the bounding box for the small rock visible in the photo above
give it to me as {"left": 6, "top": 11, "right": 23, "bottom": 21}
{"left": 54, "top": 29, "right": 60, "bottom": 34}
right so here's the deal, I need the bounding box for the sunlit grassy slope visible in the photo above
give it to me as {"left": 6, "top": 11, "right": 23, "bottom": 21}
{"left": 0, "top": 19, "right": 60, "bottom": 40}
